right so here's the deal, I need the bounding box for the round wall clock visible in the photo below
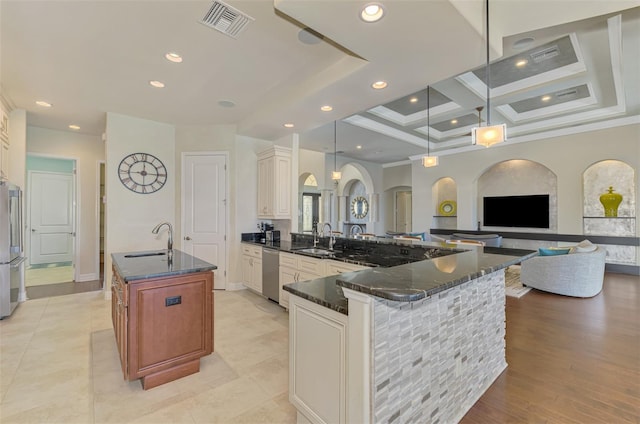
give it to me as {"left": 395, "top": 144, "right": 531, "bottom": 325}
{"left": 118, "top": 152, "right": 167, "bottom": 194}
{"left": 351, "top": 196, "right": 369, "bottom": 219}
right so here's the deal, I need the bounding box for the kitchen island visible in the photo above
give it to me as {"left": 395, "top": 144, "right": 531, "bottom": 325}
{"left": 111, "top": 249, "right": 217, "bottom": 389}
{"left": 284, "top": 245, "right": 535, "bottom": 424}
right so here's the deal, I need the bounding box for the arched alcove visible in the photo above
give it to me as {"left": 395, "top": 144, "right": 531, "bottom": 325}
{"left": 432, "top": 177, "right": 457, "bottom": 230}
{"left": 478, "top": 159, "right": 557, "bottom": 232}
{"left": 333, "top": 162, "right": 376, "bottom": 234}
{"left": 583, "top": 160, "right": 636, "bottom": 264}
{"left": 298, "top": 172, "right": 320, "bottom": 232}
{"left": 582, "top": 160, "right": 635, "bottom": 218}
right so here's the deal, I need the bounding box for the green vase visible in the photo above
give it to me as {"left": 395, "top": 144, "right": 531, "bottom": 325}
{"left": 599, "top": 186, "right": 623, "bottom": 217}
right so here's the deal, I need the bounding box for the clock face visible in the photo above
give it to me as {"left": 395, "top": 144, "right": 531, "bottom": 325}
{"left": 118, "top": 153, "right": 167, "bottom": 194}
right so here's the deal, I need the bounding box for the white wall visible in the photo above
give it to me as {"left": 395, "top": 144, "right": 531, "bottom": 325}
{"left": 383, "top": 164, "right": 411, "bottom": 191}
{"left": 412, "top": 124, "right": 640, "bottom": 236}
{"left": 175, "top": 125, "right": 272, "bottom": 285}
{"left": 27, "top": 126, "right": 104, "bottom": 281}
{"left": 105, "top": 113, "right": 175, "bottom": 291}
{"left": 8, "top": 109, "right": 27, "bottom": 189}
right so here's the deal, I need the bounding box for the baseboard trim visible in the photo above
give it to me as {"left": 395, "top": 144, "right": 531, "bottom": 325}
{"left": 77, "top": 273, "right": 99, "bottom": 282}
{"left": 225, "top": 282, "right": 247, "bottom": 291}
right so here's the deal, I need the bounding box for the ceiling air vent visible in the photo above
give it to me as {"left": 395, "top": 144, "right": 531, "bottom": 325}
{"left": 200, "top": 1, "right": 254, "bottom": 39}
{"left": 530, "top": 45, "right": 559, "bottom": 63}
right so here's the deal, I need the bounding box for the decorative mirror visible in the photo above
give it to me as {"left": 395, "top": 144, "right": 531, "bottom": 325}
{"left": 351, "top": 196, "right": 369, "bottom": 219}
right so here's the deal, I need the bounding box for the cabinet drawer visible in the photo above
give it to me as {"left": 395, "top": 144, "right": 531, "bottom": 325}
{"left": 280, "top": 252, "right": 298, "bottom": 268}
{"left": 324, "top": 260, "right": 368, "bottom": 276}
{"left": 298, "top": 256, "right": 324, "bottom": 275}
{"left": 241, "top": 244, "right": 262, "bottom": 258}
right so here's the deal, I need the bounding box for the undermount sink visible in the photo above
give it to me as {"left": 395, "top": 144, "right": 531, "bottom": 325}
{"left": 294, "top": 248, "right": 337, "bottom": 256}
{"left": 124, "top": 251, "right": 167, "bottom": 258}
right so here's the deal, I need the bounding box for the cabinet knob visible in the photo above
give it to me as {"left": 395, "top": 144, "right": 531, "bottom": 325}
{"left": 184, "top": 236, "right": 192, "bottom": 240}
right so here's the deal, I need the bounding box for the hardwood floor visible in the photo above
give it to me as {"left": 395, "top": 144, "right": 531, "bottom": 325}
{"left": 462, "top": 272, "right": 640, "bottom": 423}
{"left": 25, "top": 280, "right": 103, "bottom": 300}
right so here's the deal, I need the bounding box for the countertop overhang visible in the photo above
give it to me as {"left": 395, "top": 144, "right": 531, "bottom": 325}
{"left": 111, "top": 249, "right": 217, "bottom": 282}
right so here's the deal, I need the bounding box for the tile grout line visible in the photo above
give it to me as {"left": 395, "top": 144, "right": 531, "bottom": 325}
{"left": 0, "top": 297, "right": 50, "bottom": 405}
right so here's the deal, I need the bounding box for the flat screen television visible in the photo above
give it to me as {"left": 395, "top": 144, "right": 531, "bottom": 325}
{"left": 483, "top": 194, "right": 550, "bottom": 228}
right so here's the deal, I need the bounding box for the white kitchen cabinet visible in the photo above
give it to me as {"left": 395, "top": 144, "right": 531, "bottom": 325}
{"left": 324, "top": 260, "right": 369, "bottom": 275}
{"left": 278, "top": 252, "right": 323, "bottom": 309}
{"left": 0, "top": 140, "right": 8, "bottom": 181}
{"left": 0, "top": 106, "right": 8, "bottom": 141}
{"left": 279, "top": 253, "right": 372, "bottom": 309}
{"left": 289, "top": 293, "right": 348, "bottom": 424}
{"left": 241, "top": 244, "right": 263, "bottom": 293}
{"left": 0, "top": 105, "right": 8, "bottom": 180}
{"left": 257, "top": 146, "right": 291, "bottom": 219}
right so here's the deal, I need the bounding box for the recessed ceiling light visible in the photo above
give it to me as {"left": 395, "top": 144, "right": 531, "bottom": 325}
{"left": 218, "top": 100, "right": 235, "bottom": 108}
{"left": 541, "top": 95, "right": 552, "bottom": 102}
{"left": 356, "top": 145, "right": 362, "bottom": 149}
{"left": 35, "top": 100, "right": 52, "bottom": 108}
{"left": 68, "top": 125, "right": 80, "bottom": 130}
{"left": 321, "top": 105, "right": 333, "bottom": 112}
{"left": 149, "top": 80, "right": 165, "bottom": 88}
{"left": 515, "top": 59, "right": 528, "bottom": 68}
{"left": 283, "top": 123, "right": 294, "bottom": 128}
{"left": 360, "top": 3, "right": 385, "bottom": 22}
{"left": 451, "top": 119, "right": 458, "bottom": 125}
{"left": 165, "top": 52, "right": 183, "bottom": 63}
{"left": 371, "top": 81, "right": 387, "bottom": 90}
{"left": 410, "top": 97, "right": 418, "bottom": 103}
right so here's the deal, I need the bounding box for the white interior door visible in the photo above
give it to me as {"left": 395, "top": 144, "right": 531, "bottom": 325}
{"left": 29, "top": 171, "right": 74, "bottom": 265}
{"left": 182, "top": 153, "right": 227, "bottom": 289}
{"left": 396, "top": 191, "right": 412, "bottom": 232}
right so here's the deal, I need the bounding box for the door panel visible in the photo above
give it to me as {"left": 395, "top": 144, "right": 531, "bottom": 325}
{"left": 182, "top": 154, "right": 227, "bottom": 289}
{"left": 30, "top": 172, "right": 74, "bottom": 265}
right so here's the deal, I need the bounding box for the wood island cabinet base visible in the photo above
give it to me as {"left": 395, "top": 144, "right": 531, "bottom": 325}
{"left": 112, "top": 267, "right": 214, "bottom": 390}
{"left": 141, "top": 358, "right": 200, "bottom": 390}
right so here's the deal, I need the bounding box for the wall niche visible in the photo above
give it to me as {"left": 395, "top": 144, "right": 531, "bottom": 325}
{"left": 582, "top": 160, "right": 636, "bottom": 265}
{"left": 478, "top": 159, "right": 558, "bottom": 232}
{"left": 432, "top": 177, "right": 457, "bottom": 230}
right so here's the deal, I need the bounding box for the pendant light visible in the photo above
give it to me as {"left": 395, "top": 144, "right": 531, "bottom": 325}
{"left": 471, "top": 0, "right": 506, "bottom": 148}
{"left": 331, "top": 121, "right": 342, "bottom": 181}
{"left": 422, "top": 86, "right": 438, "bottom": 167}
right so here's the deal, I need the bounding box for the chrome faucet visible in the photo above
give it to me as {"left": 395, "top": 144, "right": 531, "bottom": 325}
{"left": 321, "top": 222, "right": 335, "bottom": 250}
{"left": 152, "top": 222, "right": 173, "bottom": 251}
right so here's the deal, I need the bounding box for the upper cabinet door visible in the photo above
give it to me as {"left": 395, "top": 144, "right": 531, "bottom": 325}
{"left": 257, "top": 146, "right": 291, "bottom": 219}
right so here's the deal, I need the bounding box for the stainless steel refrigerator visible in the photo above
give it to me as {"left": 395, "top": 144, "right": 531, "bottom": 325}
{"left": 0, "top": 181, "right": 25, "bottom": 319}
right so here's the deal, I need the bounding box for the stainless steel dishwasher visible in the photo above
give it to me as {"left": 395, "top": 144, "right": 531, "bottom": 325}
{"left": 262, "top": 247, "right": 279, "bottom": 303}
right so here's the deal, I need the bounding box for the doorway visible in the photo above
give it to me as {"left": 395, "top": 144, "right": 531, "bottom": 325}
{"left": 25, "top": 155, "right": 77, "bottom": 287}
{"left": 301, "top": 193, "right": 320, "bottom": 232}
{"left": 181, "top": 153, "right": 228, "bottom": 290}
{"left": 395, "top": 191, "right": 412, "bottom": 232}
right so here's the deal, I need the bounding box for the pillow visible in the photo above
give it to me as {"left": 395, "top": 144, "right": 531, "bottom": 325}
{"left": 571, "top": 239, "right": 597, "bottom": 253}
{"left": 538, "top": 247, "right": 571, "bottom": 256}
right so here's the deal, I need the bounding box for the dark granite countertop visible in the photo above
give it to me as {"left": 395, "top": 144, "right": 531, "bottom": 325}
{"left": 243, "top": 233, "right": 535, "bottom": 315}
{"left": 111, "top": 249, "right": 217, "bottom": 282}
{"left": 283, "top": 249, "right": 536, "bottom": 315}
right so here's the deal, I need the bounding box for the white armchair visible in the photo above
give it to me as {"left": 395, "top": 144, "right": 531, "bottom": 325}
{"left": 520, "top": 247, "right": 606, "bottom": 297}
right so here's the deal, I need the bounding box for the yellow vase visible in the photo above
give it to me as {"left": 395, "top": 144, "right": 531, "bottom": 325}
{"left": 599, "top": 186, "right": 623, "bottom": 217}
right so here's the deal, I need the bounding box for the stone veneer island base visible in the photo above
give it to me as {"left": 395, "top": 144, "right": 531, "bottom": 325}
{"left": 286, "top": 247, "right": 534, "bottom": 424}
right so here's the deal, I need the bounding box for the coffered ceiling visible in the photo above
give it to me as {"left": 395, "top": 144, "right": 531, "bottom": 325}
{"left": 1, "top": 1, "right": 638, "bottom": 165}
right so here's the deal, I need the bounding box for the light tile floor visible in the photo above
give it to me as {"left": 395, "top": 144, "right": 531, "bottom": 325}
{"left": 0, "top": 289, "right": 296, "bottom": 423}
